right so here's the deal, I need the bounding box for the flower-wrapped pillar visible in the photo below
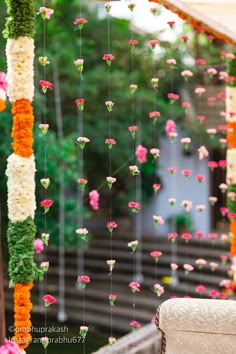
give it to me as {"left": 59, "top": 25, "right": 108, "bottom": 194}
{"left": 226, "top": 55, "right": 236, "bottom": 287}
{"left": 3, "top": 0, "right": 38, "bottom": 352}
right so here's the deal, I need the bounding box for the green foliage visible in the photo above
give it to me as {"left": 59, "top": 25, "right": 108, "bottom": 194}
{"left": 33, "top": 1, "right": 185, "bottom": 215}
{"left": 3, "top": 0, "right": 36, "bottom": 39}
{"left": 33, "top": 128, "right": 90, "bottom": 248}
{"left": 0, "top": 0, "right": 228, "bottom": 249}
{"left": 7, "top": 217, "right": 38, "bottom": 285}
{"left": 176, "top": 213, "right": 191, "bottom": 227}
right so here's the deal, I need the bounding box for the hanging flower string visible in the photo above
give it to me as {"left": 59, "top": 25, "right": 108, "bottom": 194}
{"left": 75, "top": 0, "right": 90, "bottom": 345}
{"left": 38, "top": 2, "right": 55, "bottom": 350}
{"left": 128, "top": 0, "right": 145, "bottom": 332}
{"left": 104, "top": 2, "right": 117, "bottom": 345}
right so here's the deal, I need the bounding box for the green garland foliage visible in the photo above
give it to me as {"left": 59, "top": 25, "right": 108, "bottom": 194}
{"left": 3, "top": 0, "right": 36, "bottom": 39}
{"left": 226, "top": 52, "right": 236, "bottom": 87}
{"left": 7, "top": 217, "right": 43, "bottom": 286}
{"left": 227, "top": 184, "right": 236, "bottom": 214}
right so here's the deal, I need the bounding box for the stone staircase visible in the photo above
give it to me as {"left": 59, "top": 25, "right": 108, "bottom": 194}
{"left": 4, "top": 232, "right": 230, "bottom": 334}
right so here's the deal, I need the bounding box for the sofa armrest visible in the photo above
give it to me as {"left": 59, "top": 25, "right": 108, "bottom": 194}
{"left": 158, "top": 298, "right": 236, "bottom": 335}
{"left": 156, "top": 298, "right": 236, "bottom": 354}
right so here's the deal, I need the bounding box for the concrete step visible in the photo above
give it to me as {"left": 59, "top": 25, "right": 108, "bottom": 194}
{"left": 4, "top": 232, "right": 231, "bottom": 333}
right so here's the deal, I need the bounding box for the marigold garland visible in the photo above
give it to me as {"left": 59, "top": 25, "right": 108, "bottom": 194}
{"left": 230, "top": 219, "right": 236, "bottom": 255}
{"left": 0, "top": 99, "right": 6, "bottom": 112}
{"left": 11, "top": 99, "right": 34, "bottom": 157}
{"left": 12, "top": 282, "right": 33, "bottom": 349}
{"left": 227, "top": 122, "right": 236, "bottom": 148}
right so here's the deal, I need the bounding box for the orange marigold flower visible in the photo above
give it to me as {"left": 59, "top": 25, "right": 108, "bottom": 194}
{"left": 11, "top": 99, "right": 34, "bottom": 157}
{"left": 12, "top": 282, "right": 33, "bottom": 349}
{"left": 0, "top": 98, "right": 6, "bottom": 112}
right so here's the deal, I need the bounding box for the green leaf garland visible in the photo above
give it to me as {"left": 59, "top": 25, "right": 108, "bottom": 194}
{"left": 4, "top": 0, "right": 36, "bottom": 39}
{"left": 7, "top": 217, "right": 38, "bottom": 285}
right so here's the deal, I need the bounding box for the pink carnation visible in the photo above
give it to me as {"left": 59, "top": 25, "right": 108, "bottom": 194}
{"left": 43, "top": 294, "right": 56, "bottom": 306}
{"left": 130, "top": 320, "right": 141, "bottom": 329}
{"left": 168, "top": 167, "right": 177, "bottom": 175}
{"left": 34, "top": 238, "right": 44, "bottom": 254}
{"left": 128, "top": 201, "right": 140, "bottom": 212}
{"left": 181, "top": 35, "right": 189, "bottom": 42}
{"left": 166, "top": 59, "right": 176, "bottom": 65}
{"left": 195, "top": 87, "right": 205, "bottom": 95}
{"left": 129, "top": 281, "right": 140, "bottom": 292}
{"left": 209, "top": 289, "right": 219, "bottom": 298}
{"left": 195, "top": 231, "right": 205, "bottom": 239}
{"left": 89, "top": 190, "right": 99, "bottom": 210}
{"left": 148, "top": 39, "right": 160, "bottom": 49}
{"left": 196, "top": 58, "right": 206, "bottom": 65}
{"left": 39, "top": 7, "right": 54, "bottom": 19}
{"left": 167, "top": 93, "right": 179, "bottom": 102}
{"left": 182, "top": 169, "right": 191, "bottom": 177}
{"left": 168, "top": 232, "right": 178, "bottom": 241}
{"left": 150, "top": 251, "right": 162, "bottom": 262}
{"left": 181, "top": 102, "right": 191, "bottom": 108}
{"left": 165, "top": 120, "right": 176, "bottom": 137}
{"left": 149, "top": 111, "right": 161, "bottom": 120}
{"left": 135, "top": 145, "right": 148, "bottom": 163}
{"left": 129, "top": 39, "right": 138, "bottom": 46}
{"left": 195, "top": 285, "right": 206, "bottom": 293}
{"left": 74, "top": 17, "right": 88, "bottom": 25}
{"left": 181, "top": 233, "right": 192, "bottom": 241}
{"left": 0, "top": 339, "right": 19, "bottom": 353}
{"left": 195, "top": 174, "right": 205, "bottom": 183}
{"left": 183, "top": 264, "right": 194, "bottom": 272}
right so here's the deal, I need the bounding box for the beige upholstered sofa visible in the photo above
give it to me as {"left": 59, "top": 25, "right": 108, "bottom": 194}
{"left": 156, "top": 298, "right": 236, "bottom": 354}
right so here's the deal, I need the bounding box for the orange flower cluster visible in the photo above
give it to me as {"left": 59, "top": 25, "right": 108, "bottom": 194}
{"left": 227, "top": 122, "right": 236, "bottom": 148}
{"left": 11, "top": 99, "right": 34, "bottom": 157}
{"left": 230, "top": 219, "right": 236, "bottom": 255}
{"left": 12, "top": 282, "right": 33, "bottom": 349}
{"left": 232, "top": 281, "right": 236, "bottom": 289}
{"left": 0, "top": 98, "right": 6, "bottom": 112}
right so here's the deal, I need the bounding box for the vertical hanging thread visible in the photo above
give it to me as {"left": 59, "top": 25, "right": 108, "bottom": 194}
{"left": 74, "top": 0, "right": 90, "bottom": 350}
{"left": 104, "top": 2, "right": 116, "bottom": 345}
{"left": 166, "top": 26, "right": 179, "bottom": 297}
{"left": 127, "top": 1, "right": 141, "bottom": 331}
{"left": 41, "top": 2, "right": 48, "bottom": 351}
{"left": 149, "top": 7, "right": 166, "bottom": 301}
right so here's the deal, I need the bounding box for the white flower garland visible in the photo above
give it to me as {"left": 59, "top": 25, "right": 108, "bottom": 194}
{"left": 0, "top": 87, "right": 6, "bottom": 101}
{"left": 226, "top": 148, "right": 236, "bottom": 183}
{"left": 226, "top": 86, "right": 236, "bottom": 122}
{"left": 6, "top": 153, "right": 36, "bottom": 222}
{"left": 6, "top": 36, "right": 35, "bottom": 102}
